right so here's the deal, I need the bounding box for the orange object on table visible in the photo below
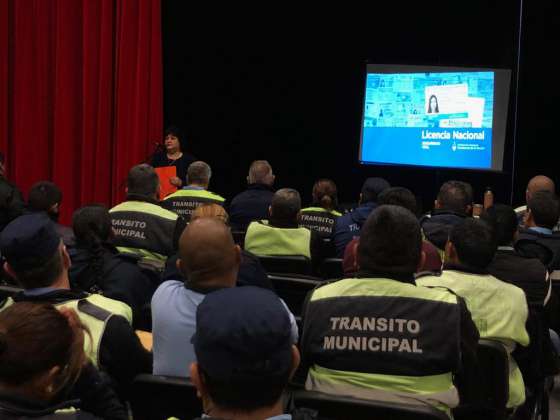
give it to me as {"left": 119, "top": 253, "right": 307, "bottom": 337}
{"left": 155, "top": 166, "right": 178, "bottom": 200}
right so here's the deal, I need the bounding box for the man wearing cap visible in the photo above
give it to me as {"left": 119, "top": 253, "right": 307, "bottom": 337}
{"left": 302, "top": 205, "right": 479, "bottom": 415}
{"left": 332, "top": 177, "right": 390, "bottom": 258}
{"left": 162, "top": 161, "right": 225, "bottom": 223}
{"left": 191, "top": 286, "right": 302, "bottom": 420}
{"left": 152, "top": 217, "right": 298, "bottom": 378}
{"left": 109, "top": 163, "right": 186, "bottom": 271}
{"left": 0, "top": 213, "right": 152, "bottom": 395}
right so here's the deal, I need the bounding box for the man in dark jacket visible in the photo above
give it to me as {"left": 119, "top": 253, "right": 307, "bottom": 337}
{"left": 0, "top": 153, "right": 24, "bottom": 232}
{"left": 229, "top": 160, "right": 275, "bottom": 231}
{"left": 332, "top": 177, "right": 390, "bottom": 257}
{"left": 420, "top": 180, "right": 472, "bottom": 251}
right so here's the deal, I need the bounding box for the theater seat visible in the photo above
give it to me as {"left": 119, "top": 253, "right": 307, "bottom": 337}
{"left": 130, "top": 374, "right": 202, "bottom": 420}
{"left": 231, "top": 230, "right": 246, "bottom": 248}
{"left": 291, "top": 389, "right": 449, "bottom": 420}
{"left": 318, "top": 258, "right": 344, "bottom": 279}
{"left": 257, "top": 255, "right": 312, "bottom": 276}
{"left": 453, "top": 339, "right": 509, "bottom": 420}
{"left": 268, "top": 274, "right": 321, "bottom": 317}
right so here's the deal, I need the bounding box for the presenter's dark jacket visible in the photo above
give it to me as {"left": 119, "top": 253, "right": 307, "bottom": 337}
{"left": 162, "top": 250, "right": 274, "bottom": 291}
{"left": 68, "top": 244, "right": 155, "bottom": 324}
{"left": 109, "top": 194, "right": 187, "bottom": 264}
{"left": 4, "top": 289, "right": 152, "bottom": 399}
{"left": 151, "top": 151, "right": 196, "bottom": 186}
{"left": 332, "top": 202, "right": 378, "bottom": 258}
{"left": 419, "top": 210, "right": 468, "bottom": 251}
{"left": 0, "top": 176, "right": 24, "bottom": 231}
{"left": 300, "top": 272, "right": 479, "bottom": 410}
{"left": 228, "top": 183, "right": 275, "bottom": 231}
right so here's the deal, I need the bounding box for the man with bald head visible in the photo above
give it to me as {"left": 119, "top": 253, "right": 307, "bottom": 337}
{"left": 229, "top": 160, "right": 276, "bottom": 230}
{"left": 516, "top": 175, "right": 559, "bottom": 230}
{"left": 151, "top": 218, "right": 241, "bottom": 377}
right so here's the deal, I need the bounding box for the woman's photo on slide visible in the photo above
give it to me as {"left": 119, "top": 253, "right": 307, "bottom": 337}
{"left": 427, "top": 94, "right": 439, "bottom": 114}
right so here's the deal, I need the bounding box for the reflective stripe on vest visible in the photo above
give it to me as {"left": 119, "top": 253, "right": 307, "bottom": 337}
{"left": 0, "top": 294, "right": 131, "bottom": 369}
{"left": 300, "top": 207, "right": 341, "bottom": 237}
{"left": 306, "top": 364, "right": 457, "bottom": 415}
{"left": 303, "top": 278, "right": 461, "bottom": 414}
{"left": 417, "top": 270, "right": 530, "bottom": 408}
{"left": 245, "top": 221, "right": 311, "bottom": 258}
{"left": 109, "top": 201, "right": 177, "bottom": 262}
{"left": 163, "top": 189, "right": 225, "bottom": 221}
{"left": 57, "top": 295, "right": 132, "bottom": 367}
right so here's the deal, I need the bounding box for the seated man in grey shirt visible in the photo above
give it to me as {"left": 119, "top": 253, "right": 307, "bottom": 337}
{"left": 151, "top": 217, "right": 298, "bottom": 377}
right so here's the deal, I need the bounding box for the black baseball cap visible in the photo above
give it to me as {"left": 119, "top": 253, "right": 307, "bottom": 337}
{"left": 192, "top": 286, "right": 293, "bottom": 382}
{"left": 0, "top": 213, "right": 61, "bottom": 271}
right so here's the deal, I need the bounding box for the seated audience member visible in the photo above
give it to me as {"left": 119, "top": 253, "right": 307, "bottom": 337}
{"left": 300, "top": 179, "right": 341, "bottom": 238}
{"left": 190, "top": 287, "right": 302, "bottom": 420}
{"left": 244, "top": 188, "right": 328, "bottom": 262}
{"left": 162, "top": 204, "right": 273, "bottom": 290}
{"left": 515, "top": 175, "right": 559, "bottom": 230}
{"left": 229, "top": 160, "right": 275, "bottom": 231}
{"left": 162, "top": 161, "right": 225, "bottom": 222}
{"left": 0, "top": 152, "right": 24, "bottom": 232}
{"left": 0, "top": 214, "right": 152, "bottom": 395}
{"left": 27, "top": 181, "right": 75, "bottom": 246}
{"left": 332, "top": 177, "right": 390, "bottom": 257}
{"left": 69, "top": 205, "right": 154, "bottom": 325}
{"left": 420, "top": 180, "right": 472, "bottom": 251}
{"left": 343, "top": 187, "right": 442, "bottom": 276}
{"left": 481, "top": 204, "right": 550, "bottom": 306}
{"left": 515, "top": 191, "right": 560, "bottom": 269}
{"left": 152, "top": 217, "right": 298, "bottom": 378}
{"left": 109, "top": 164, "right": 186, "bottom": 270}
{"left": 0, "top": 302, "right": 127, "bottom": 419}
{"left": 417, "top": 219, "right": 530, "bottom": 409}
{"left": 302, "top": 205, "right": 478, "bottom": 415}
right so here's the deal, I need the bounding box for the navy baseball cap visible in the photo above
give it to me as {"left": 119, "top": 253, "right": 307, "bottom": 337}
{"left": 0, "top": 213, "right": 61, "bottom": 271}
{"left": 362, "top": 177, "right": 390, "bottom": 197}
{"left": 193, "top": 286, "right": 293, "bottom": 381}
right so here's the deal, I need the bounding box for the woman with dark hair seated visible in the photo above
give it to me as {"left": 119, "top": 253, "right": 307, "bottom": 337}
{"left": 300, "top": 179, "right": 341, "bottom": 241}
{"left": 0, "top": 302, "right": 125, "bottom": 419}
{"left": 68, "top": 205, "right": 154, "bottom": 327}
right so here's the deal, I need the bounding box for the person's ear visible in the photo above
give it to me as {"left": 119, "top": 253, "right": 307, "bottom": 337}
{"left": 246, "top": 175, "right": 251, "bottom": 184}
{"left": 289, "top": 345, "right": 301, "bottom": 380}
{"left": 416, "top": 250, "right": 426, "bottom": 273}
{"left": 3, "top": 262, "right": 16, "bottom": 280}
{"left": 190, "top": 363, "right": 205, "bottom": 399}
{"left": 268, "top": 205, "right": 272, "bottom": 217}
{"left": 359, "top": 193, "right": 363, "bottom": 205}
{"left": 42, "top": 365, "right": 61, "bottom": 398}
{"left": 296, "top": 211, "right": 302, "bottom": 223}
{"left": 525, "top": 209, "right": 533, "bottom": 226}
{"left": 445, "top": 240, "right": 457, "bottom": 263}
{"left": 434, "top": 199, "right": 441, "bottom": 209}
{"left": 465, "top": 204, "right": 473, "bottom": 216}
{"left": 49, "top": 203, "right": 59, "bottom": 214}
{"left": 61, "top": 245, "right": 71, "bottom": 270}
{"left": 176, "top": 258, "right": 182, "bottom": 273}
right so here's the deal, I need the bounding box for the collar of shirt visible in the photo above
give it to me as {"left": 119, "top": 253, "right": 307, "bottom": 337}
{"left": 22, "top": 287, "right": 59, "bottom": 296}
{"left": 182, "top": 185, "right": 205, "bottom": 191}
{"left": 497, "top": 246, "right": 515, "bottom": 251}
{"left": 529, "top": 226, "right": 553, "bottom": 235}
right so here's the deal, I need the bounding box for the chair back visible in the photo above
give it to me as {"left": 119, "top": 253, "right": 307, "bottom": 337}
{"left": 318, "top": 258, "right": 344, "bottom": 279}
{"left": 268, "top": 274, "right": 321, "bottom": 316}
{"left": 130, "top": 374, "right": 202, "bottom": 420}
{"left": 258, "top": 255, "right": 312, "bottom": 276}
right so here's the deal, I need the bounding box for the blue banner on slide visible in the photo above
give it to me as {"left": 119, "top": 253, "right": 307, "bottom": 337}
{"left": 360, "top": 127, "right": 492, "bottom": 169}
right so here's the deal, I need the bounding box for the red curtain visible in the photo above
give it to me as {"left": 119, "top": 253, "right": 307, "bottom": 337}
{"left": 0, "top": 0, "right": 163, "bottom": 225}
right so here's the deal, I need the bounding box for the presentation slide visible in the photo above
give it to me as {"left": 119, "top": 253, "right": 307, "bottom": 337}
{"left": 359, "top": 65, "right": 511, "bottom": 171}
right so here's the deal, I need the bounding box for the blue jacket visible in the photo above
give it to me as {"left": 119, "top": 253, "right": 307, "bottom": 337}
{"left": 229, "top": 184, "right": 274, "bottom": 231}
{"left": 332, "top": 202, "right": 377, "bottom": 258}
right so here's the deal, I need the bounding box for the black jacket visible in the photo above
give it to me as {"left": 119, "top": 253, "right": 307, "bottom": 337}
{"left": 229, "top": 184, "right": 274, "bottom": 231}
{"left": 515, "top": 228, "right": 560, "bottom": 268}
{"left": 487, "top": 247, "right": 550, "bottom": 306}
{"left": 151, "top": 151, "right": 196, "bottom": 185}
{"left": 68, "top": 245, "right": 154, "bottom": 326}
{"left": 0, "top": 177, "right": 24, "bottom": 232}
{"left": 11, "top": 289, "right": 152, "bottom": 399}
{"left": 0, "top": 393, "right": 100, "bottom": 419}
{"left": 163, "top": 250, "right": 274, "bottom": 291}
{"left": 420, "top": 210, "right": 468, "bottom": 250}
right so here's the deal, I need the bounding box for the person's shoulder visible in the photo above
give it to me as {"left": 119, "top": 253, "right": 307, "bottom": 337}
{"left": 152, "top": 280, "right": 187, "bottom": 302}
{"left": 85, "top": 294, "right": 133, "bottom": 321}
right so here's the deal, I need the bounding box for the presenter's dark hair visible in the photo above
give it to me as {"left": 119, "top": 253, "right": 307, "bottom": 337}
{"left": 358, "top": 205, "right": 422, "bottom": 275}
{"left": 165, "top": 125, "right": 183, "bottom": 140}
{"left": 312, "top": 179, "right": 338, "bottom": 211}
{"left": 428, "top": 94, "right": 439, "bottom": 113}
{"left": 127, "top": 164, "right": 159, "bottom": 197}
{"left": 528, "top": 191, "right": 560, "bottom": 229}
{"left": 449, "top": 219, "right": 496, "bottom": 269}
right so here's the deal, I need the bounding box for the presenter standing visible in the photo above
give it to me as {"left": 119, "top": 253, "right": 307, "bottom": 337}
{"left": 151, "top": 126, "right": 196, "bottom": 188}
